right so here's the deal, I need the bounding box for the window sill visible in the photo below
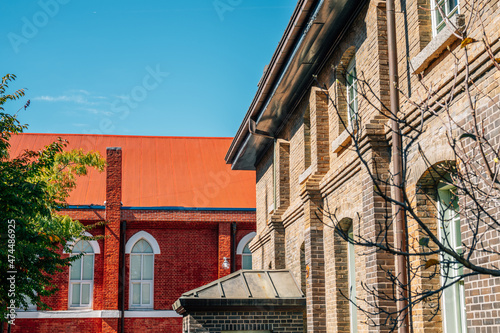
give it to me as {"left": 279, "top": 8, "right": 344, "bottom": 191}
{"left": 410, "top": 15, "right": 465, "bottom": 75}
{"left": 68, "top": 306, "right": 92, "bottom": 310}
{"left": 268, "top": 203, "right": 275, "bottom": 215}
{"left": 299, "top": 165, "right": 313, "bottom": 185}
{"left": 332, "top": 126, "right": 353, "bottom": 154}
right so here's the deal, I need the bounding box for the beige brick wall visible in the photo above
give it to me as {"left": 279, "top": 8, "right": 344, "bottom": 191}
{"left": 249, "top": 0, "right": 500, "bottom": 332}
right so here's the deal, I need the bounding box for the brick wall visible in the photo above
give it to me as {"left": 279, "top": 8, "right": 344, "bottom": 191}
{"left": 14, "top": 203, "right": 254, "bottom": 333}
{"left": 250, "top": 1, "right": 500, "bottom": 333}
{"left": 184, "top": 311, "right": 305, "bottom": 332}
{"left": 9, "top": 318, "right": 102, "bottom": 333}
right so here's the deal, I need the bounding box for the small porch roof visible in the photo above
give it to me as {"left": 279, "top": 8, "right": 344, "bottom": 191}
{"left": 172, "top": 269, "right": 305, "bottom": 314}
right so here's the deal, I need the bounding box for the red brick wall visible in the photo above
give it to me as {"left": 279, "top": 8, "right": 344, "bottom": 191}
{"left": 124, "top": 223, "right": 218, "bottom": 309}
{"left": 124, "top": 318, "right": 182, "bottom": 333}
{"left": 11, "top": 319, "right": 102, "bottom": 333}
{"left": 24, "top": 211, "right": 254, "bottom": 333}
{"left": 10, "top": 318, "right": 182, "bottom": 333}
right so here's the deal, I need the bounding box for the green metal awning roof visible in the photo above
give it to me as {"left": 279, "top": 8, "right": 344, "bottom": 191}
{"left": 173, "top": 270, "right": 305, "bottom": 314}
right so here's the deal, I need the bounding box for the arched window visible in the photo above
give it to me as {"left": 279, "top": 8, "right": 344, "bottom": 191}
{"left": 438, "top": 183, "right": 467, "bottom": 333}
{"left": 130, "top": 239, "right": 154, "bottom": 308}
{"left": 237, "top": 232, "right": 256, "bottom": 270}
{"left": 241, "top": 242, "right": 252, "bottom": 269}
{"left": 69, "top": 240, "right": 94, "bottom": 308}
{"left": 347, "top": 225, "right": 358, "bottom": 333}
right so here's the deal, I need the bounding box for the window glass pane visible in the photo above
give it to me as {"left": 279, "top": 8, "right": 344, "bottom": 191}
{"left": 143, "top": 255, "right": 153, "bottom": 280}
{"left": 438, "top": 183, "right": 466, "bottom": 333}
{"left": 71, "top": 283, "right": 80, "bottom": 305}
{"left": 131, "top": 239, "right": 143, "bottom": 253}
{"left": 443, "top": 285, "right": 457, "bottom": 332}
{"left": 131, "top": 255, "right": 141, "bottom": 280}
{"left": 448, "top": 0, "right": 458, "bottom": 12}
{"left": 73, "top": 240, "right": 83, "bottom": 253}
{"left": 70, "top": 257, "right": 82, "bottom": 280}
{"left": 142, "top": 241, "right": 153, "bottom": 253}
{"left": 132, "top": 239, "right": 153, "bottom": 253}
{"left": 82, "top": 255, "right": 94, "bottom": 280}
{"left": 82, "top": 240, "right": 93, "bottom": 253}
{"left": 73, "top": 240, "right": 94, "bottom": 254}
{"left": 436, "top": 5, "right": 444, "bottom": 27}
{"left": 243, "top": 243, "right": 251, "bottom": 254}
{"left": 142, "top": 283, "right": 151, "bottom": 305}
{"left": 242, "top": 255, "right": 252, "bottom": 269}
{"left": 132, "top": 284, "right": 141, "bottom": 304}
{"left": 81, "top": 284, "right": 90, "bottom": 305}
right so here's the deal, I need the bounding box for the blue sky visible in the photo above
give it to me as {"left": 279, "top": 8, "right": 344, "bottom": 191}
{"left": 0, "top": 1, "right": 295, "bottom": 137}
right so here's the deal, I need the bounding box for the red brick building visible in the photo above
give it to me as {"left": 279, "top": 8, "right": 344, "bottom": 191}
{"left": 8, "top": 134, "right": 256, "bottom": 333}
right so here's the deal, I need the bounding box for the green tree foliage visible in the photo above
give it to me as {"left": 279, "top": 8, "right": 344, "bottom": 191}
{"left": 0, "top": 74, "right": 106, "bottom": 321}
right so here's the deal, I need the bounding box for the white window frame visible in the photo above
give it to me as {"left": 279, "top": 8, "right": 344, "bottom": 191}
{"left": 125, "top": 231, "right": 160, "bottom": 310}
{"left": 237, "top": 232, "right": 256, "bottom": 270}
{"left": 68, "top": 240, "right": 95, "bottom": 309}
{"left": 348, "top": 226, "right": 358, "bottom": 333}
{"left": 346, "top": 57, "right": 358, "bottom": 127}
{"left": 431, "top": 0, "right": 460, "bottom": 36}
{"left": 129, "top": 247, "right": 154, "bottom": 309}
{"left": 438, "top": 183, "right": 467, "bottom": 333}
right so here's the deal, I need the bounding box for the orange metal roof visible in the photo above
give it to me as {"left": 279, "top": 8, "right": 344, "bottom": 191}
{"left": 9, "top": 134, "right": 256, "bottom": 209}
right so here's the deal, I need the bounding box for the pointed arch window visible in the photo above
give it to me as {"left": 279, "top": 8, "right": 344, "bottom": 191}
{"left": 69, "top": 240, "right": 94, "bottom": 308}
{"left": 237, "top": 232, "right": 256, "bottom": 270}
{"left": 242, "top": 242, "right": 252, "bottom": 269}
{"left": 130, "top": 239, "right": 154, "bottom": 308}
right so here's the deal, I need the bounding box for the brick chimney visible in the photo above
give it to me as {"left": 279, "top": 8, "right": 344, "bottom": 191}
{"left": 103, "top": 147, "right": 122, "bottom": 332}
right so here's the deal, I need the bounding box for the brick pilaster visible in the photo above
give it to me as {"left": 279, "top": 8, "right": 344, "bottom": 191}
{"left": 361, "top": 138, "right": 395, "bottom": 333}
{"left": 103, "top": 147, "right": 122, "bottom": 333}
{"left": 301, "top": 179, "right": 327, "bottom": 333}
{"left": 218, "top": 223, "right": 231, "bottom": 278}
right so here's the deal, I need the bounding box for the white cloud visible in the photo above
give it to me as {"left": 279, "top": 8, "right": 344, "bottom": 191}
{"left": 34, "top": 95, "right": 90, "bottom": 104}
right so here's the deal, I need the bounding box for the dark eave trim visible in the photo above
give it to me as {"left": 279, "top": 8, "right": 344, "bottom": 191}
{"left": 173, "top": 298, "right": 306, "bottom": 315}
{"left": 64, "top": 205, "right": 255, "bottom": 212}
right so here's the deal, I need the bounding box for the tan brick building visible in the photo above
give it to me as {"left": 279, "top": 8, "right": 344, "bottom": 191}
{"left": 225, "top": 0, "right": 500, "bottom": 332}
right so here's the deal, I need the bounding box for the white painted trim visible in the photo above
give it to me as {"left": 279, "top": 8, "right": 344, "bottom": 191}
{"left": 236, "top": 232, "right": 256, "bottom": 254}
{"left": 124, "top": 310, "right": 181, "bottom": 318}
{"left": 15, "top": 310, "right": 120, "bottom": 319}
{"left": 15, "top": 310, "right": 181, "bottom": 319}
{"left": 125, "top": 231, "right": 161, "bottom": 254}
{"left": 64, "top": 231, "right": 101, "bottom": 254}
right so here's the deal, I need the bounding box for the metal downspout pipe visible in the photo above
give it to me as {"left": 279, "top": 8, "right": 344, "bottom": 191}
{"left": 386, "top": 1, "right": 409, "bottom": 332}
{"left": 120, "top": 221, "right": 126, "bottom": 333}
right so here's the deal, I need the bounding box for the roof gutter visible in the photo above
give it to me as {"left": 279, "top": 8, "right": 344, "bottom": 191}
{"left": 64, "top": 205, "right": 255, "bottom": 212}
